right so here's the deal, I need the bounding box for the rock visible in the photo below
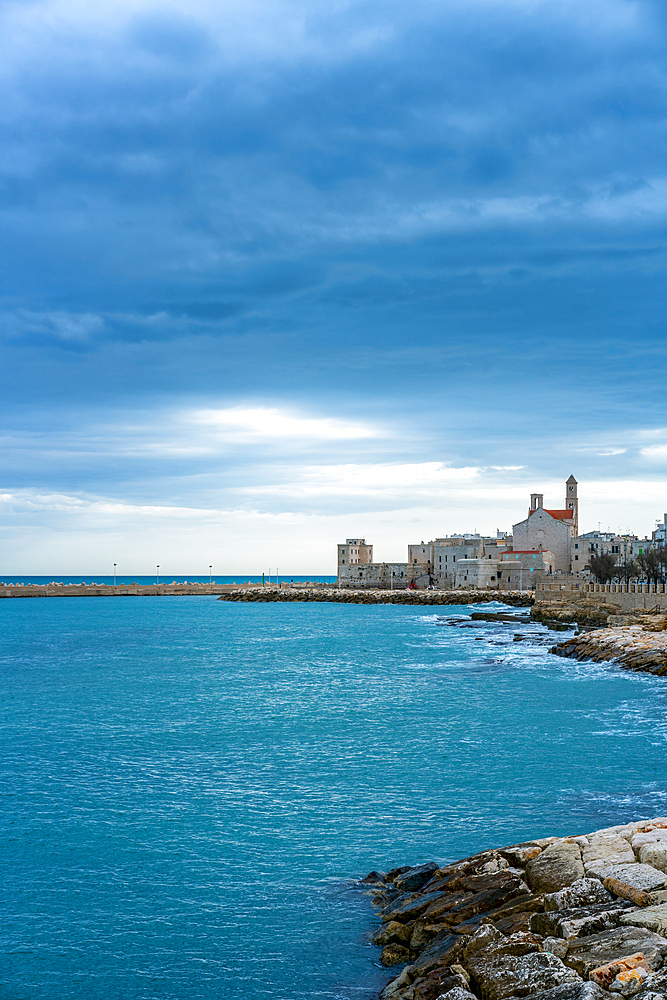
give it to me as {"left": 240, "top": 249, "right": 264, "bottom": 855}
{"left": 639, "top": 845, "right": 667, "bottom": 875}
{"left": 385, "top": 892, "right": 449, "bottom": 924}
{"left": 441, "top": 878, "right": 527, "bottom": 925}
{"left": 374, "top": 921, "right": 414, "bottom": 946}
{"left": 604, "top": 878, "right": 655, "bottom": 907}
{"left": 531, "top": 902, "right": 634, "bottom": 940}
{"left": 494, "top": 911, "right": 535, "bottom": 935}
{"left": 395, "top": 863, "right": 440, "bottom": 893}
{"left": 435, "top": 989, "right": 477, "bottom": 1000}
{"left": 424, "top": 892, "right": 475, "bottom": 920}
{"left": 402, "top": 968, "right": 470, "bottom": 1000}
{"left": 500, "top": 844, "right": 544, "bottom": 866}
{"left": 526, "top": 842, "right": 585, "bottom": 893}
{"left": 583, "top": 835, "right": 637, "bottom": 872}
{"left": 362, "top": 870, "right": 387, "bottom": 884}
{"left": 610, "top": 967, "right": 649, "bottom": 996}
{"left": 588, "top": 865, "right": 667, "bottom": 892}
{"left": 461, "top": 924, "right": 505, "bottom": 961}
{"left": 381, "top": 966, "right": 414, "bottom": 999}
{"left": 545, "top": 878, "right": 614, "bottom": 912}
{"left": 410, "top": 920, "right": 444, "bottom": 951}
{"left": 589, "top": 953, "right": 650, "bottom": 988}
{"left": 622, "top": 904, "right": 667, "bottom": 937}
{"left": 527, "top": 984, "right": 609, "bottom": 1000}
{"left": 542, "top": 937, "right": 570, "bottom": 959}
{"left": 632, "top": 966, "right": 667, "bottom": 999}
{"left": 382, "top": 943, "right": 413, "bottom": 966}
{"left": 486, "top": 892, "right": 545, "bottom": 920}
{"left": 564, "top": 926, "right": 667, "bottom": 977}
{"left": 386, "top": 866, "right": 413, "bottom": 882}
{"left": 468, "top": 951, "right": 581, "bottom": 1000}
{"left": 632, "top": 832, "right": 667, "bottom": 852}
{"left": 408, "top": 933, "right": 464, "bottom": 977}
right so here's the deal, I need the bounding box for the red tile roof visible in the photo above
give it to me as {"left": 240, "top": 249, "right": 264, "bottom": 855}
{"left": 529, "top": 508, "right": 574, "bottom": 521}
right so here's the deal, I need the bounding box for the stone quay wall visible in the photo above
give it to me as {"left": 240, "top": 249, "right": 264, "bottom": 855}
{"left": 536, "top": 583, "right": 667, "bottom": 614}
{"left": 0, "top": 582, "right": 263, "bottom": 599}
{"left": 362, "top": 816, "right": 667, "bottom": 1000}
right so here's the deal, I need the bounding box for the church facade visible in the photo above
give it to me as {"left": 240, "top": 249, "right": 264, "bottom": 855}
{"left": 512, "top": 475, "right": 578, "bottom": 575}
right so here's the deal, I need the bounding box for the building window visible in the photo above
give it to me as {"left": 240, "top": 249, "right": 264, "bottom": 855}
{"left": 575, "top": 555, "right": 578, "bottom": 561}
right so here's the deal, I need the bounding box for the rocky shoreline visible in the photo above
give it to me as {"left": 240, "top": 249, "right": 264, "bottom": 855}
{"left": 550, "top": 623, "right": 667, "bottom": 676}
{"left": 216, "top": 588, "right": 533, "bottom": 607}
{"left": 362, "top": 818, "right": 667, "bottom": 1000}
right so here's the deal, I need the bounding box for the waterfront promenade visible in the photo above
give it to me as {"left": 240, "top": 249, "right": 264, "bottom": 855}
{"left": 0, "top": 581, "right": 278, "bottom": 599}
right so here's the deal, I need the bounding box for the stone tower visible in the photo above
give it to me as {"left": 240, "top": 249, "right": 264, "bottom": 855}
{"left": 565, "top": 475, "right": 578, "bottom": 534}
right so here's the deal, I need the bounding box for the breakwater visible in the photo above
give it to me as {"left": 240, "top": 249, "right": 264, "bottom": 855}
{"left": 364, "top": 817, "right": 667, "bottom": 1000}
{"left": 217, "top": 588, "right": 533, "bottom": 606}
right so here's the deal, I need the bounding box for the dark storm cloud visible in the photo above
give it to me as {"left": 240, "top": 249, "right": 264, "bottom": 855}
{"left": 0, "top": 0, "right": 666, "bottom": 532}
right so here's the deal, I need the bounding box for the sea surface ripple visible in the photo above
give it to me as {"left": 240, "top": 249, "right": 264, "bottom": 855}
{"left": 1, "top": 596, "right": 666, "bottom": 1000}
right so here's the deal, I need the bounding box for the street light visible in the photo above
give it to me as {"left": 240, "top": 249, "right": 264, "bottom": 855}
{"left": 113, "top": 563, "right": 116, "bottom": 586}
{"left": 276, "top": 567, "right": 279, "bottom": 589}
{"left": 156, "top": 565, "right": 160, "bottom": 585}
{"left": 209, "top": 565, "right": 212, "bottom": 584}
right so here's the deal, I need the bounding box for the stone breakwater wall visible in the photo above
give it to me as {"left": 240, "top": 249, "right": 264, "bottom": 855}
{"left": 362, "top": 817, "right": 667, "bottom": 1000}
{"left": 550, "top": 622, "right": 667, "bottom": 677}
{"left": 217, "top": 588, "right": 533, "bottom": 607}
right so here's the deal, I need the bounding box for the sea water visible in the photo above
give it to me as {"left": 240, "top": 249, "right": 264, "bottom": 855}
{"left": 1, "top": 596, "right": 667, "bottom": 1000}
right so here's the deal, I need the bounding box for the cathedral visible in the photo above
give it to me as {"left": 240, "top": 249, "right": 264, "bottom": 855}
{"left": 512, "top": 475, "right": 578, "bottom": 574}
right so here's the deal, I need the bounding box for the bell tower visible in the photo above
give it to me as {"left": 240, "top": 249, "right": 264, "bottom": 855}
{"left": 565, "top": 475, "right": 578, "bottom": 534}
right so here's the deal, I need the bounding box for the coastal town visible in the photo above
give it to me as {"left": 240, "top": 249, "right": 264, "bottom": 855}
{"left": 337, "top": 476, "right": 667, "bottom": 592}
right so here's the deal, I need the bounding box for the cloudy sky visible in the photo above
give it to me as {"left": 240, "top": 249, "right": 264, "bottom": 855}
{"left": 1, "top": 0, "right": 667, "bottom": 574}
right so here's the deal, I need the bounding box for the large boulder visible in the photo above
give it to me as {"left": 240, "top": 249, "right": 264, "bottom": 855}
{"left": 565, "top": 926, "right": 667, "bottom": 977}
{"left": 381, "top": 943, "right": 412, "bottom": 967}
{"left": 632, "top": 966, "right": 667, "bottom": 999}
{"left": 526, "top": 841, "right": 585, "bottom": 893}
{"left": 583, "top": 835, "right": 637, "bottom": 873}
{"left": 621, "top": 904, "right": 667, "bottom": 937}
{"left": 545, "top": 878, "right": 614, "bottom": 912}
{"left": 638, "top": 844, "right": 667, "bottom": 875}
{"left": 587, "top": 864, "right": 667, "bottom": 891}
{"left": 384, "top": 892, "right": 450, "bottom": 924}
{"left": 531, "top": 901, "right": 635, "bottom": 940}
{"left": 374, "top": 921, "right": 414, "bottom": 946}
{"left": 395, "top": 863, "right": 440, "bottom": 893}
{"left": 408, "top": 933, "right": 464, "bottom": 978}
{"left": 528, "top": 984, "right": 609, "bottom": 1000}
{"left": 468, "top": 951, "right": 582, "bottom": 1000}
{"left": 435, "top": 990, "right": 477, "bottom": 1000}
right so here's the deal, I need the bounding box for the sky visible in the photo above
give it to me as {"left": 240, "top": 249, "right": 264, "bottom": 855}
{"left": 1, "top": 0, "right": 667, "bottom": 574}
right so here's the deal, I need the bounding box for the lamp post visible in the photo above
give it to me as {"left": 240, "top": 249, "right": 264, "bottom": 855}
{"left": 276, "top": 567, "right": 279, "bottom": 589}
{"left": 156, "top": 565, "right": 160, "bottom": 585}
{"left": 209, "top": 565, "right": 212, "bottom": 584}
{"left": 113, "top": 563, "right": 116, "bottom": 586}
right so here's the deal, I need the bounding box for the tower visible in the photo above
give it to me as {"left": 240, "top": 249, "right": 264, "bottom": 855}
{"left": 565, "top": 475, "right": 578, "bottom": 534}
{"left": 529, "top": 493, "right": 544, "bottom": 516}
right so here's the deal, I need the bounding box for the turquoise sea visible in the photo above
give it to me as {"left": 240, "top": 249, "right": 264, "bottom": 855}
{"left": 1, "top": 596, "right": 667, "bottom": 1000}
